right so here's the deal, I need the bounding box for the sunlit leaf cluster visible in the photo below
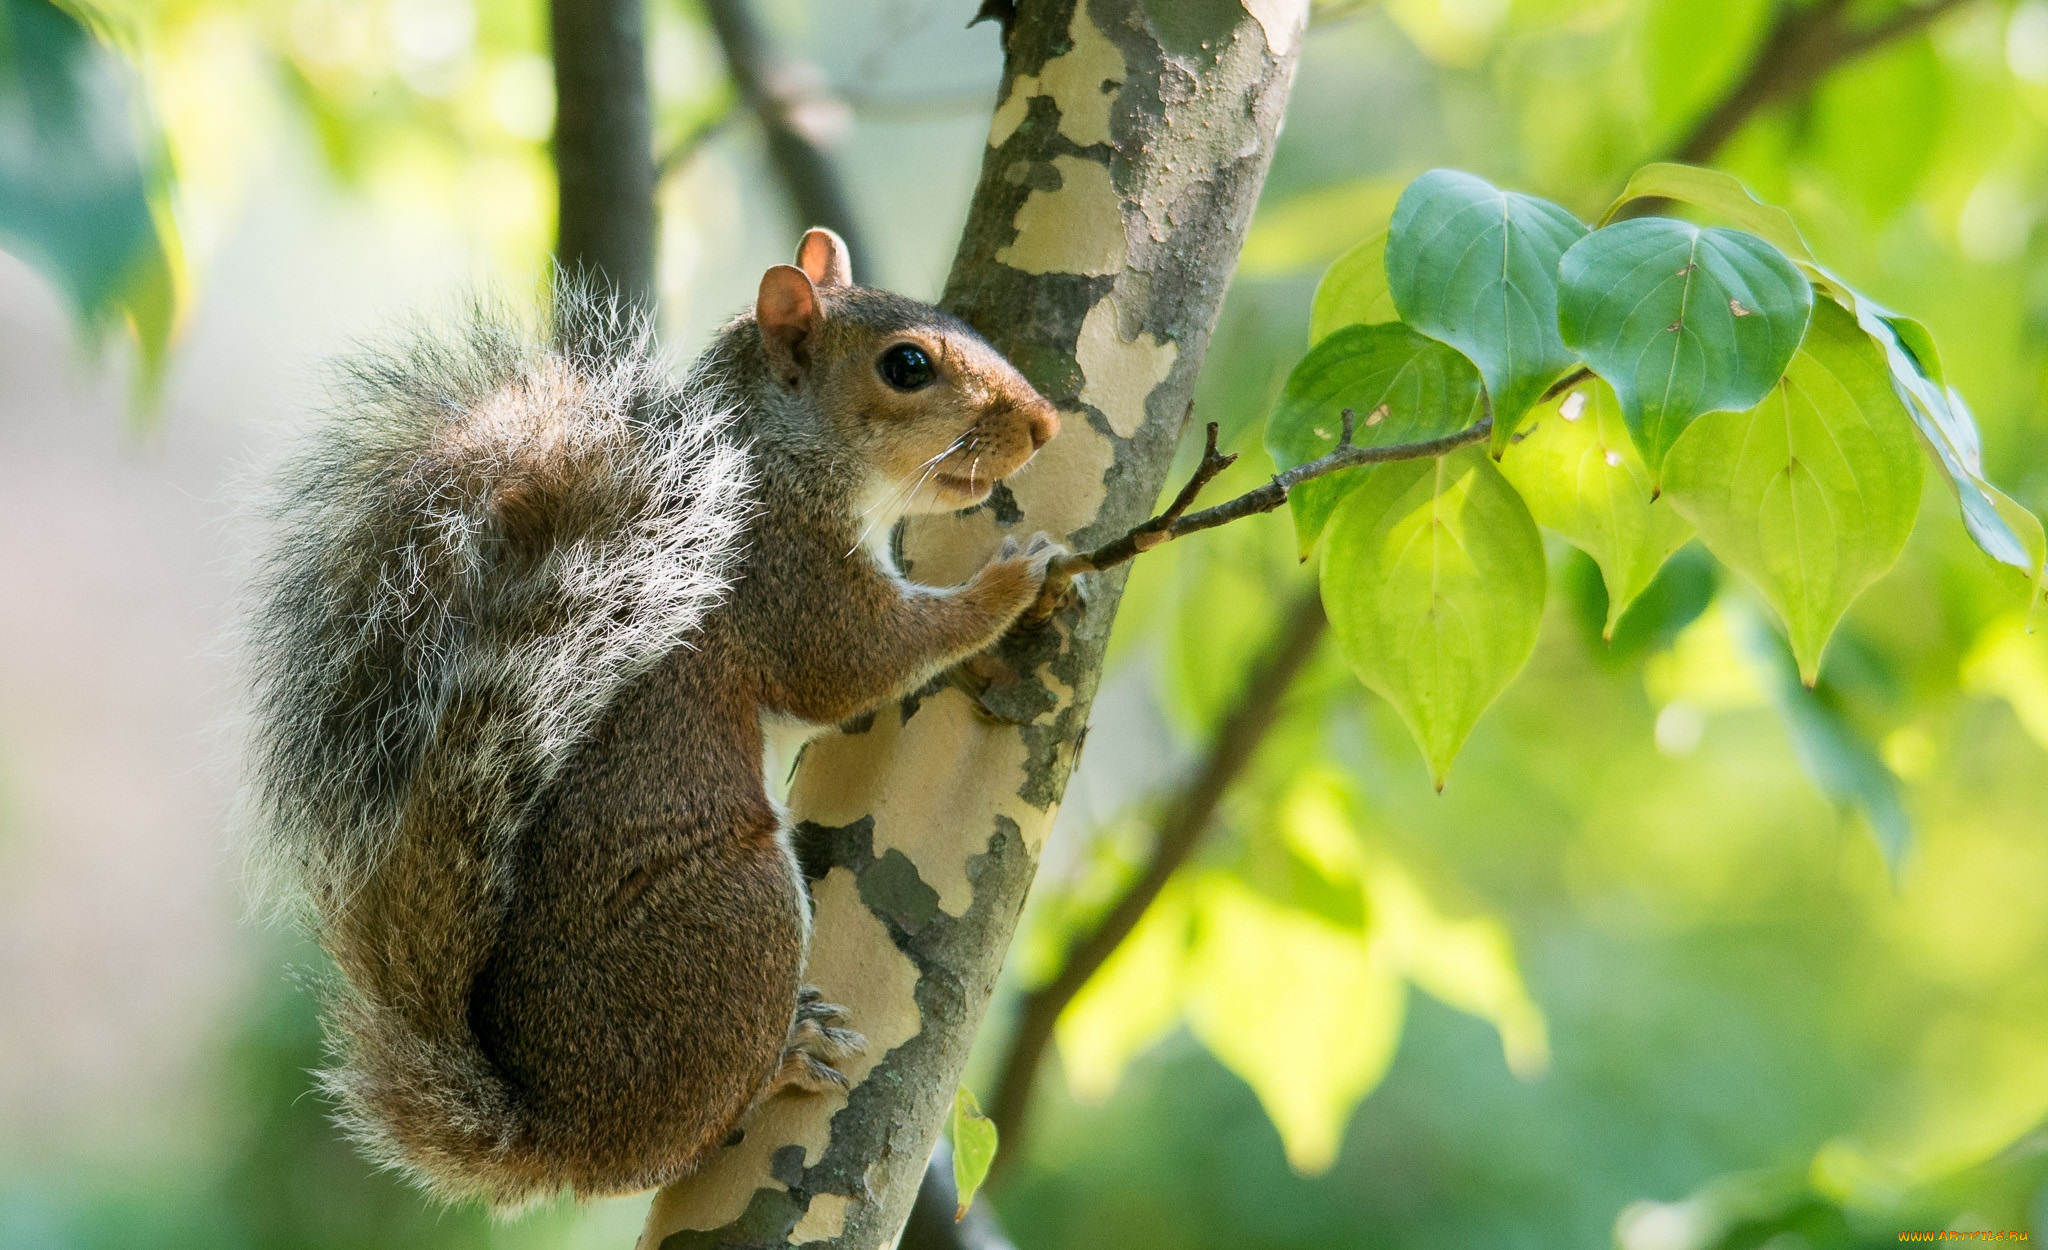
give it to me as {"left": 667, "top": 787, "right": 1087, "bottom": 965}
{"left": 1273, "top": 162, "right": 2047, "bottom": 797}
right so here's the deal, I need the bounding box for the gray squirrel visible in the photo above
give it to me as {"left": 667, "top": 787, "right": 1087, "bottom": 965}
{"left": 244, "top": 228, "right": 1063, "bottom": 1210}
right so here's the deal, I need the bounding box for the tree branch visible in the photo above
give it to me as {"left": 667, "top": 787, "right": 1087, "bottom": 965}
{"left": 655, "top": 96, "right": 739, "bottom": 183}
{"left": 984, "top": 583, "right": 1331, "bottom": 1177}
{"left": 1022, "top": 415, "right": 1492, "bottom": 627}
{"left": 700, "top": 0, "right": 869, "bottom": 281}
{"left": 1669, "top": 0, "right": 1976, "bottom": 168}
{"left": 550, "top": 0, "right": 657, "bottom": 315}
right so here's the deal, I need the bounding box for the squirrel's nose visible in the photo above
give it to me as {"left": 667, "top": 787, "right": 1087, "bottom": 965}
{"left": 1025, "top": 399, "right": 1059, "bottom": 450}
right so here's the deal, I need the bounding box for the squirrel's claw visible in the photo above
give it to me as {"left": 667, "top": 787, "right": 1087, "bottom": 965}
{"left": 765, "top": 989, "right": 866, "bottom": 1098}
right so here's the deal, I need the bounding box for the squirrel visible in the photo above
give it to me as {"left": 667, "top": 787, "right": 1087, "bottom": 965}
{"left": 243, "top": 227, "right": 1063, "bottom": 1211}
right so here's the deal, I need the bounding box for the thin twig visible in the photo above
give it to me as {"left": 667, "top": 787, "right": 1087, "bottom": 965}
{"left": 1019, "top": 414, "right": 1491, "bottom": 627}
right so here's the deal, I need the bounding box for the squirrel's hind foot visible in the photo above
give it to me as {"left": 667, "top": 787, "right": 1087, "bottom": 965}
{"left": 766, "top": 988, "right": 866, "bottom": 1097}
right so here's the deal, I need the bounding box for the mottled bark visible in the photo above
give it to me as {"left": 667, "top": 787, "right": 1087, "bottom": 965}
{"left": 552, "top": 0, "right": 657, "bottom": 313}
{"left": 636, "top": 1, "right": 1308, "bottom": 1246}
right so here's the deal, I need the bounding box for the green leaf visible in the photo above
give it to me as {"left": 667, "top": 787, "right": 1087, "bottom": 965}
{"left": 1736, "top": 607, "right": 1912, "bottom": 873}
{"left": 1055, "top": 881, "right": 1193, "bottom": 1102}
{"left": 1847, "top": 298, "right": 2037, "bottom": 576}
{"left": 1183, "top": 874, "right": 1402, "bottom": 1174}
{"left": 1320, "top": 447, "right": 1547, "bottom": 787}
{"left": 1661, "top": 299, "right": 1923, "bottom": 684}
{"left": 0, "top": 0, "right": 182, "bottom": 404}
{"left": 1309, "top": 231, "right": 1396, "bottom": 345}
{"left": 1499, "top": 378, "right": 1694, "bottom": 636}
{"left": 1600, "top": 165, "right": 2039, "bottom": 580}
{"left": 950, "top": 1086, "right": 999, "bottom": 1220}
{"left": 1558, "top": 219, "right": 1814, "bottom": 474}
{"left": 1384, "top": 170, "right": 1588, "bottom": 449}
{"left": 1601, "top": 163, "right": 1817, "bottom": 263}
{"left": 1265, "top": 322, "right": 1487, "bottom": 556}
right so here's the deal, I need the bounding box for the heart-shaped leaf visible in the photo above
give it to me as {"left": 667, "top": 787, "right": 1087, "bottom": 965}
{"left": 951, "top": 1086, "right": 999, "bottom": 1219}
{"left": 1602, "top": 163, "right": 1817, "bottom": 262}
{"left": 1661, "top": 298, "right": 1922, "bottom": 684}
{"left": 1265, "top": 322, "right": 1487, "bottom": 555}
{"left": 1499, "top": 378, "right": 1693, "bottom": 637}
{"left": 1309, "top": 230, "right": 1396, "bottom": 345}
{"left": 1558, "top": 219, "right": 1814, "bottom": 476}
{"left": 1600, "top": 164, "right": 2040, "bottom": 581}
{"left": 1320, "top": 447, "right": 1546, "bottom": 787}
{"left": 1183, "top": 874, "right": 1401, "bottom": 1175}
{"left": 1385, "top": 170, "right": 1588, "bottom": 449}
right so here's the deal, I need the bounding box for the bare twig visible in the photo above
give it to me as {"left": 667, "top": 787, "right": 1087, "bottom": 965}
{"left": 701, "top": 0, "right": 870, "bottom": 279}
{"left": 985, "top": 585, "right": 1332, "bottom": 1176}
{"left": 1020, "top": 414, "right": 1491, "bottom": 627}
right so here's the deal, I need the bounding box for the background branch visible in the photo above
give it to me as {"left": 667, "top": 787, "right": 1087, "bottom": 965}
{"left": 981, "top": 585, "right": 1332, "bottom": 1179}
{"left": 1670, "top": 0, "right": 1975, "bottom": 167}
{"left": 551, "top": 0, "right": 657, "bottom": 315}
{"left": 700, "top": 0, "right": 869, "bottom": 280}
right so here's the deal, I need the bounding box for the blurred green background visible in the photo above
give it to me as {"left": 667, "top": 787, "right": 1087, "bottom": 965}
{"left": 2, "top": 0, "right": 2047, "bottom": 1247}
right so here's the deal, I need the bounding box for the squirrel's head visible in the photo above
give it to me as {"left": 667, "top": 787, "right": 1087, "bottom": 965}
{"left": 752, "top": 228, "right": 1059, "bottom": 515}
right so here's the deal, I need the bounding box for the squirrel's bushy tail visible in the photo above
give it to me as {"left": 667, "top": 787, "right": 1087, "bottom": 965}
{"left": 243, "top": 282, "right": 753, "bottom": 1207}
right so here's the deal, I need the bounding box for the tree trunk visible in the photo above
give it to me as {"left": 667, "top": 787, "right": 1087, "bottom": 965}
{"left": 552, "top": 0, "right": 657, "bottom": 312}
{"left": 637, "top": 2, "right": 1308, "bottom": 1245}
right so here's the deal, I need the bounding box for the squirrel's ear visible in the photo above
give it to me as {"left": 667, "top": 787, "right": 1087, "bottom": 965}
{"left": 796, "top": 228, "right": 853, "bottom": 288}
{"left": 757, "top": 264, "right": 822, "bottom": 384}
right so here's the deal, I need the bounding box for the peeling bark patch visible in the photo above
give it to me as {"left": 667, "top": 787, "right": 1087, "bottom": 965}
{"left": 994, "top": 156, "right": 1126, "bottom": 276}
{"left": 897, "top": 506, "right": 1005, "bottom": 590}
{"left": 1076, "top": 294, "right": 1178, "bottom": 438}
{"left": 987, "top": 0, "right": 1127, "bottom": 148}
{"left": 1243, "top": 0, "right": 1308, "bottom": 57}
{"left": 641, "top": 1090, "right": 841, "bottom": 1237}
{"left": 792, "top": 1193, "right": 854, "bottom": 1242}
{"left": 804, "top": 867, "right": 924, "bottom": 1083}
{"left": 658, "top": 1187, "right": 804, "bottom": 1250}
{"left": 859, "top": 850, "right": 940, "bottom": 934}
{"left": 1003, "top": 412, "right": 1117, "bottom": 542}
{"left": 1142, "top": 0, "right": 1244, "bottom": 60}
{"left": 794, "top": 688, "right": 1041, "bottom": 917}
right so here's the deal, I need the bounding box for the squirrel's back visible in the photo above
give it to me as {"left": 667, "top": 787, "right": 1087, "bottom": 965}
{"left": 243, "top": 283, "right": 753, "bottom": 1206}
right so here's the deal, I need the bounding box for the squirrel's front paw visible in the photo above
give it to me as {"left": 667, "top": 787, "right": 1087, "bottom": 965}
{"left": 768, "top": 987, "right": 867, "bottom": 1097}
{"left": 981, "top": 531, "right": 1068, "bottom": 600}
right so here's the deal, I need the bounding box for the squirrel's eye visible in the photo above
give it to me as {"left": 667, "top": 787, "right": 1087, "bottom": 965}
{"left": 878, "top": 343, "right": 935, "bottom": 391}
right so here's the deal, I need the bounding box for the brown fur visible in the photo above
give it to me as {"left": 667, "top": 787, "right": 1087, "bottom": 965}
{"left": 247, "top": 231, "right": 1061, "bottom": 1209}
